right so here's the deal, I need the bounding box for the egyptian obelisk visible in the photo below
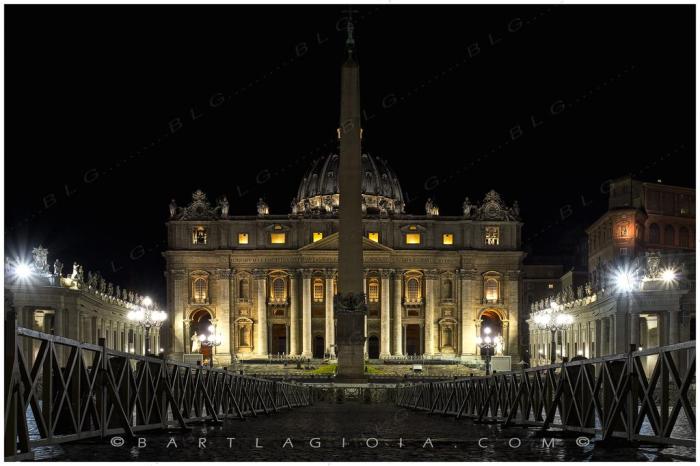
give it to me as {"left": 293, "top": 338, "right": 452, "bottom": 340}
{"left": 335, "top": 12, "right": 367, "bottom": 380}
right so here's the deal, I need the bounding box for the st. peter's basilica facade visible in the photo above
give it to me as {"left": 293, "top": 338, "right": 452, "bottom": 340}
{"left": 163, "top": 158, "right": 524, "bottom": 366}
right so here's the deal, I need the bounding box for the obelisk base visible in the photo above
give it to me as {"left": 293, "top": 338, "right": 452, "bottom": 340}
{"left": 334, "top": 293, "right": 367, "bottom": 382}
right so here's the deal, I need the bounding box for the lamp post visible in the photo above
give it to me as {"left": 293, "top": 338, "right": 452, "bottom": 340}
{"left": 127, "top": 296, "right": 167, "bottom": 356}
{"left": 475, "top": 326, "right": 500, "bottom": 375}
{"left": 532, "top": 303, "right": 572, "bottom": 365}
{"left": 199, "top": 323, "right": 223, "bottom": 366}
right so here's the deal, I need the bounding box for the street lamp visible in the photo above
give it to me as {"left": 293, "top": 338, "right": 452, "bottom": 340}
{"left": 198, "top": 324, "right": 223, "bottom": 348}
{"left": 532, "top": 304, "right": 573, "bottom": 365}
{"left": 476, "top": 326, "right": 499, "bottom": 375}
{"left": 127, "top": 297, "right": 167, "bottom": 356}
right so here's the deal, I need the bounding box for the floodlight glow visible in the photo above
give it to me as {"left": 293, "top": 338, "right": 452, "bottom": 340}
{"left": 483, "top": 327, "right": 492, "bottom": 335}
{"left": 577, "top": 350, "right": 584, "bottom": 356}
{"left": 661, "top": 268, "right": 676, "bottom": 283}
{"left": 14, "top": 263, "right": 32, "bottom": 279}
{"left": 142, "top": 296, "right": 153, "bottom": 307}
{"left": 475, "top": 336, "right": 482, "bottom": 345}
{"left": 614, "top": 269, "right": 635, "bottom": 292}
{"left": 484, "top": 336, "right": 492, "bottom": 344}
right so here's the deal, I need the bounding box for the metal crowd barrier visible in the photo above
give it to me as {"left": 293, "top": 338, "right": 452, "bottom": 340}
{"left": 4, "top": 311, "right": 313, "bottom": 461}
{"left": 396, "top": 341, "right": 695, "bottom": 447}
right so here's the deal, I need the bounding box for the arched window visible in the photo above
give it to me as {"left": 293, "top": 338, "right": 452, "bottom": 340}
{"left": 193, "top": 278, "right": 207, "bottom": 303}
{"left": 368, "top": 279, "right": 379, "bottom": 303}
{"left": 664, "top": 225, "right": 675, "bottom": 246}
{"left": 406, "top": 277, "right": 420, "bottom": 303}
{"left": 679, "top": 226, "right": 689, "bottom": 248}
{"left": 239, "top": 278, "right": 250, "bottom": 300}
{"left": 313, "top": 278, "right": 324, "bottom": 302}
{"left": 484, "top": 278, "right": 499, "bottom": 303}
{"left": 649, "top": 223, "right": 660, "bottom": 243}
{"left": 272, "top": 277, "right": 286, "bottom": 301}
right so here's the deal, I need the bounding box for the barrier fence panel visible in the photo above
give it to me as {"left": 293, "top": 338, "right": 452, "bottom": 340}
{"left": 4, "top": 313, "right": 313, "bottom": 461}
{"left": 397, "top": 342, "right": 695, "bottom": 447}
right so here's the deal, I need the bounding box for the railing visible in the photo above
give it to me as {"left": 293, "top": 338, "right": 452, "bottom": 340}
{"left": 4, "top": 311, "right": 313, "bottom": 461}
{"left": 397, "top": 342, "right": 695, "bottom": 447}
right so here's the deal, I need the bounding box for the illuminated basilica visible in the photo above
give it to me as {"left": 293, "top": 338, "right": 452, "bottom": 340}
{"left": 164, "top": 170, "right": 524, "bottom": 366}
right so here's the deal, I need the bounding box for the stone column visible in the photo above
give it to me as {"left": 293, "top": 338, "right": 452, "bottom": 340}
{"left": 459, "top": 269, "right": 476, "bottom": 357}
{"left": 363, "top": 270, "right": 368, "bottom": 356}
{"left": 630, "top": 312, "right": 640, "bottom": 348}
{"left": 668, "top": 310, "right": 679, "bottom": 345}
{"left": 393, "top": 271, "right": 403, "bottom": 356}
{"left": 301, "top": 269, "right": 312, "bottom": 358}
{"left": 424, "top": 270, "right": 437, "bottom": 356}
{"left": 289, "top": 270, "right": 299, "bottom": 356}
{"left": 613, "top": 313, "right": 626, "bottom": 353}
{"left": 380, "top": 269, "right": 392, "bottom": 358}
{"left": 502, "top": 320, "right": 510, "bottom": 355}
{"left": 594, "top": 319, "right": 602, "bottom": 357}
{"left": 325, "top": 269, "right": 335, "bottom": 356}
{"left": 254, "top": 269, "right": 268, "bottom": 356}
{"left": 601, "top": 317, "right": 610, "bottom": 356}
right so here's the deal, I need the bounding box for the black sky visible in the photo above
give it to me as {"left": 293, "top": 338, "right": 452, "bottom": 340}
{"left": 5, "top": 5, "right": 695, "bottom": 304}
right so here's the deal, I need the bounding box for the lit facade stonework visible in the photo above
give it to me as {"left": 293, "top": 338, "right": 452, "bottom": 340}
{"left": 164, "top": 183, "right": 525, "bottom": 366}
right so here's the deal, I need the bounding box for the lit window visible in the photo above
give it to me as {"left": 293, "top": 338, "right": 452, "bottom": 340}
{"left": 192, "top": 277, "right": 208, "bottom": 303}
{"left": 192, "top": 227, "right": 207, "bottom": 245}
{"left": 485, "top": 226, "right": 499, "bottom": 246}
{"left": 548, "top": 283, "right": 555, "bottom": 289}
{"left": 238, "top": 233, "right": 249, "bottom": 244}
{"left": 442, "top": 233, "right": 453, "bottom": 245}
{"left": 406, "top": 278, "right": 420, "bottom": 302}
{"left": 409, "top": 225, "right": 417, "bottom": 230}
{"left": 484, "top": 278, "right": 498, "bottom": 302}
{"left": 368, "top": 279, "right": 379, "bottom": 303}
{"left": 272, "top": 277, "right": 286, "bottom": 301}
{"left": 313, "top": 232, "right": 324, "bottom": 242}
{"left": 270, "top": 232, "right": 286, "bottom": 244}
{"left": 313, "top": 278, "right": 324, "bottom": 302}
{"left": 368, "top": 232, "right": 379, "bottom": 242}
{"left": 405, "top": 233, "right": 421, "bottom": 245}
{"left": 274, "top": 224, "right": 283, "bottom": 230}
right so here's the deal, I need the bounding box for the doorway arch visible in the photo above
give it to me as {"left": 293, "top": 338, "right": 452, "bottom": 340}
{"left": 367, "top": 335, "right": 380, "bottom": 359}
{"left": 313, "top": 335, "right": 325, "bottom": 358}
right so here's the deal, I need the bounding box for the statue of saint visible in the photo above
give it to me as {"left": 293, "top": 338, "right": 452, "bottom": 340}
{"left": 191, "top": 331, "right": 201, "bottom": 353}
{"left": 257, "top": 198, "right": 269, "bottom": 216}
{"left": 169, "top": 199, "right": 177, "bottom": 218}
{"left": 220, "top": 196, "right": 229, "bottom": 217}
{"left": 463, "top": 197, "right": 474, "bottom": 217}
{"left": 53, "top": 259, "right": 63, "bottom": 277}
{"left": 71, "top": 262, "right": 79, "bottom": 280}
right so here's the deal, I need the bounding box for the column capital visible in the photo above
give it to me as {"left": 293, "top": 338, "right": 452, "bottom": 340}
{"left": 288, "top": 269, "right": 300, "bottom": 280}
{"left": 323, "top": 268, "right": 336, "bottom": 279}
{"left": 301, "top": 269, "right": 314, "bottom": 279}
{"left": 458, "top": 268, "right": 478, "bottom": 280}
{"left": 393, "top": 270, "right": 404, "bottom": 281}
{"left": 252, "top": 269, "right": 268, "bottom": 280}
{"left": 380, "top": 269, "right": 394, "bottom": 280}
{"left": 424, "top": 269, "right": 439, "bottom": 280}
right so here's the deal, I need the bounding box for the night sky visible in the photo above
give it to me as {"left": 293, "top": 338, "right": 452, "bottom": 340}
{"left": 5, "top": 5, "right": 695, "bottom": 304}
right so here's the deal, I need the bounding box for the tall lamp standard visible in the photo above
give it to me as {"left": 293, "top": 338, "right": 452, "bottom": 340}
{"left": 199, "top": 323, "right": 223, "bottom": 366}
{"left": 532, "top": 303, "right": 573, "bottom": 365}
{"left": 127, "top": 297, "right": 167, "bottom": 356}
{"left": 476, "top": 326, "right": 497, "bottom": 375}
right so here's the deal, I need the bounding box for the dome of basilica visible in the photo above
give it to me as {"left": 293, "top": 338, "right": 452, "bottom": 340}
{"left": 293, "top": 153, "right": 405, "bottom": 216}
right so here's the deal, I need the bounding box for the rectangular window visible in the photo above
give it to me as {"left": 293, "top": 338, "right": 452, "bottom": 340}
{"left": 238, "top": 233, "right": 249, "bottom": 244}
{"left": 368, "top": 232, "right": 379, "bottom": 242}
{"left": 270, "top": 233, "right": 286, "bottom": 244}
{"left": 313, "top": 232, "right": 324, "bottom": 242}
{"left": 405, "top": 233, "right": 421, "bottom": 245}
{"left": 548, "top": 283, "right": 555, "bottom": 289}
{"left": 485, "top": 226, "right": 499, "bottom": 245}
{"left": 442, "top": 233, "right": 453, "bottom": 245}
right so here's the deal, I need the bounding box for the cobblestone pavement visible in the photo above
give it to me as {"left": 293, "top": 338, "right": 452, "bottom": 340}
{"left": 37, "top": 402, "right": 695, "bottom": 462}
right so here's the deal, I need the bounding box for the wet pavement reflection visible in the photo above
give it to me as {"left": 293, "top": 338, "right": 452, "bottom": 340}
{"left": 37, "top": 403, "right": 695, "bottom": 462}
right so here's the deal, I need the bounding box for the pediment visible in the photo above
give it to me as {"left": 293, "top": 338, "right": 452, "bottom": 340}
{"left": 298, "top": 232, "right": 394, "bottom": 252}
